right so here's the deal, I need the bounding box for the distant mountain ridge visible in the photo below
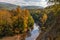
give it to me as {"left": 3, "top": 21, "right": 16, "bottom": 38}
{"left": 0, "top": 2, "right": 17, "bottom": 10}
{"left": 0, "top": 2, "right": 43, "bottom": 10}
{"left": 21, "top": 6, "right": 44, "bottom": 9}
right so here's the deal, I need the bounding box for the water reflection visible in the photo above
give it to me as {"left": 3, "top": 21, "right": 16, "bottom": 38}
{"left": 25, "top": 23, "right": 41, "bottom": 40}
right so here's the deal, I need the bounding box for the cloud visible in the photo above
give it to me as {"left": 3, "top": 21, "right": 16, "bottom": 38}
{"left": 24, "top": 0, "right": 47, "bottom": 2}
{"left": 24, "top": 0, "right": 40, "bottom": 2}
{"left": 0, "top": 0, "right": 48, "bottom": 7}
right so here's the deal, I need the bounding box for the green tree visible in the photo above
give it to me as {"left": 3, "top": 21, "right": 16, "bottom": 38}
{"left": 28, "top": 16, "right": 34, "bottom": 28}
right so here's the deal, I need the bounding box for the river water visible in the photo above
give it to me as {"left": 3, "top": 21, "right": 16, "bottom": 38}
{"left": 25, "top": 23, "right": 41, "bottom": 40}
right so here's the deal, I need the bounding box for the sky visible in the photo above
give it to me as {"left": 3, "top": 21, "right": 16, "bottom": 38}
{"left": 0, "top": 0, "right": 48, "bottom": 7}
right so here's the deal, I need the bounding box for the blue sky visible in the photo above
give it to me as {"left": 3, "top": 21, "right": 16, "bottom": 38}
{"left": 0, "top": 0, "right": 48, "bottom": 7}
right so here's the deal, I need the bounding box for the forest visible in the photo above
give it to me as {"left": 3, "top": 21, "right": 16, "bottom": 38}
{"left": 0, "top": 6, "right": 34, "bottom": 37}
{"left": 0, "top": 0, "right": 60, "bottom": 40}
{"left": 29, "top": 4, "right": 60, "bottom": 29}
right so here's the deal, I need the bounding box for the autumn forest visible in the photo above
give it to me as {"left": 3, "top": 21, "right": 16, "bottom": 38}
{"left": 0, "top": 0, "right": 60, "bottom": 40}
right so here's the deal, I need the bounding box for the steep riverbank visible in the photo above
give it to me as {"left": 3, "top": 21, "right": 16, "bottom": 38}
{"left": 36, "top": 12, "right": 60, "bottom": 40}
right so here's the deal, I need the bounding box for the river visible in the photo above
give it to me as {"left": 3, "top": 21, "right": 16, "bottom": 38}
{"left": 25, "top": 23, "right": 41, "bottom": 40}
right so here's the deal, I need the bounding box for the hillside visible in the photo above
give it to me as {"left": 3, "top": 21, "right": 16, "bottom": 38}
{"left": 21, "top": 6, "right": 43, "bottom": 9}
{"left": 0, "top": 5, "right": 34, "bottom": 38}
{"left": 36, "top": 4, "right": 60, "bottom": 40}
{"left": 0, "top": 2, "right": 18, "bottom": 10}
